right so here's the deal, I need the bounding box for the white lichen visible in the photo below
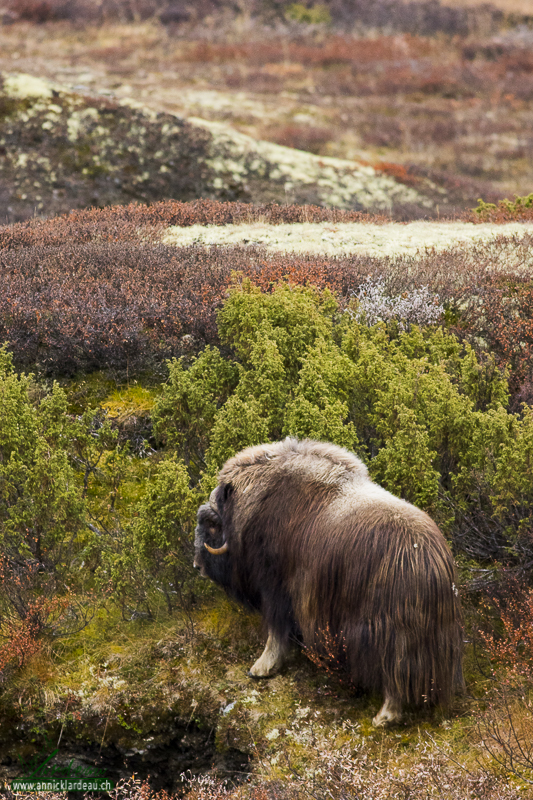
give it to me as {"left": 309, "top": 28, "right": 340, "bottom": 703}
{"left": 3, "top": 73, "right": 55, "bottom": 99}
{"left": 189, "top": 117, "right": 432, "bottom": 211}
{"left": 163, "top": 220, "right": 533, "bottom": 258}
{"left": 67, "top": 107, "right": 101, "bottom": 142}
{"left": 352, "top": 277, "right": 444, "bottom": 329}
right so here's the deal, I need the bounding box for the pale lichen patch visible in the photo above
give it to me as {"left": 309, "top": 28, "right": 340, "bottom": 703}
{"left": 163, "top": 220, "right": 533, "bottom": 258}
{"left": 0, "top": 72, "right": 471, "bottom": 220}
{"left": 3, "top": 73, "right": 54, "bottom": 99}
{"left": 189, "top": 117, "right": 433, "bottom": 212}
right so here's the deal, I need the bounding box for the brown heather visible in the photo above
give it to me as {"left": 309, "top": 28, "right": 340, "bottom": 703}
{"left": 2, "top": 0, "right": 513, "bottom": 33}
{"left": 1, "top": 202, "right": 533, "bottom": 394}
{"left": 0, "top": 201, "right": 382, "bottom": 251}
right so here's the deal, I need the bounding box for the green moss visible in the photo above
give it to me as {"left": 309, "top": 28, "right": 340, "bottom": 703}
{"left": 0, "top": 95, "right": 33, "bottom": 121}
{"left": 64, "top": 372, "right": 116, "bottom": 415}
{"left": 101, "top": 384, "right": 157, "bottom": 423}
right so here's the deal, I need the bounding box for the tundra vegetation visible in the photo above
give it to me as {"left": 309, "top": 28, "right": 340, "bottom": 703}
{"left": 1, "top": 201, "right": 533, "bottom": 798}
{"left": 1, "top": 0, "right": 533, "bottom": 796}
{"left": 3, "top": 0, "right": 533, "bottom": 222}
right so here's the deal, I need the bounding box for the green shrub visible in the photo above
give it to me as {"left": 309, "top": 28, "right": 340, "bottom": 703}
{"left": 285, "top": 3, "right": 332, "bottom": 24}
{"left": 0, "top": 347, "right": 90, "bottom": 661}
{"left": 473, "top": 193, "right": 533, "bottom": 221}
{"left": 217, "top": 278, "right": 333, "bottom": 380}
{"left": 0, "top": 348, "right": 85, "bottom": 580}
{"left": 152, "top": 280, "right": 533, "bottom": 571}
{"left": 283, "top": 337, "right": 359, "bottom": 450}
{"left": 131, "top": 456, "right": 198, "bottom": 615}
{"left": 152, "top": 346, "right": 239, "bottom": 482}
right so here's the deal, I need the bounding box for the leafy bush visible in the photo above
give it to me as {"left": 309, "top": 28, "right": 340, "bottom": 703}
{"left": 72, "top": 436, "right": 200, "bottom": 619}
{"left": 0, "top": 341, "right": 200, "bottom": 629}
{"left": 152, "top": 278, "right": 533, "bottom": 572}
{"left": 0, "top": 348, "right": 94, "bottom": 676}
{"left": 457, "top": 272, "right": 533, "bottom": 408}
{"left": 134, "top": 455, "right": 197, "bottom": 590}
{"left": 285, "top": 3, "right": 331, "bottom": 25}
{"left": 0, "top": 348, "right": 85, "bottom": 583}
{"left": 2, "top": 201, "right": 532, "bottom": 406}
{"left": 152, "top": 347, "right": 239, "bottom": 481}
{"left": 472, "top": 194, "right": 533, "bottom": 222}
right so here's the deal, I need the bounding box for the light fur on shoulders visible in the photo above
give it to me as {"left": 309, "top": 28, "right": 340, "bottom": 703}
{"left": 218, "top": 437, "right": 369, "bottom": 486}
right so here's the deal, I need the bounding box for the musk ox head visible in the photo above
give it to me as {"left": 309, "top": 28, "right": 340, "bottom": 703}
{"left": 194, "top": 490, "right": 228, "bottom": 578}
{"left": 194, "top": 437, "right": 464, "bottom": 726}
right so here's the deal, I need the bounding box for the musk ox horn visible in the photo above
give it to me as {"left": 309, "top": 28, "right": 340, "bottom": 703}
{"left": 204, "top": 541, "right": 229, "bottom": 555}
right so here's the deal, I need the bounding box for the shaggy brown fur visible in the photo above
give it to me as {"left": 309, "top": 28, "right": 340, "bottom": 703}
{"left": 194, "top": 438, "right": 464, "bottom": 720}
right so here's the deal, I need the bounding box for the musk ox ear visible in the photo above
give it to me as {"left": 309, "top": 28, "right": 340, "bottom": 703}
{"left": 196, "top": 502, "right": 227, "bottom": 555}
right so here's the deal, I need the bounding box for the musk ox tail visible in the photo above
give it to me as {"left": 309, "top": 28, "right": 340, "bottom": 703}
{"left": 311, "top": 508, "right": 464, "bottom": 710}
{"left": 353, "top": 519, "right": 463, "bottom": 708}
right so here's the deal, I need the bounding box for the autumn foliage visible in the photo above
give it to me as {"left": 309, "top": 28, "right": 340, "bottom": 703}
{"left": 1, "top": 201, "right": 532, "bottom": 399}
{"left": 481, "top": 585, "right": 533, "bottom": 687}
{"left": 0, "top": 200, "right": 380, "bottom": 250}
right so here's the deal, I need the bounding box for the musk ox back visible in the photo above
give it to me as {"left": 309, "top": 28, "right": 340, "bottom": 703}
{"left": 194, "top": 438, "right": 464, "bottom": 726}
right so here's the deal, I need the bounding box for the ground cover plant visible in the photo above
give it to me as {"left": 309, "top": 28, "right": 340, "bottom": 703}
{"left": 0, "top": 67, "right": 445, "bottom": 224}
{"left": 1, "top": 0, "right": 527, "bottom": 31}
{"left": 1, "top": 202, "right": 533, "bottom": 797}
{"left": 2, "top": 200, "right": 533, "bottom": 403}
{"left": 470, "top": 194, "right": 533, "bottom": 222}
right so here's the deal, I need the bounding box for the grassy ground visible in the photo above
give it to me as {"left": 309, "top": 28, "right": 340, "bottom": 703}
{"left": 0, "top": 548, "right": 523, "bottom": 798}
{"left": 0, "top": 321, "right": 532, "bottom": 798}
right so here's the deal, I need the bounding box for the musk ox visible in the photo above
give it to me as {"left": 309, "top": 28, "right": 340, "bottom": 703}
{"left": 194, "top": 438, "right": 464, "bottom": 726}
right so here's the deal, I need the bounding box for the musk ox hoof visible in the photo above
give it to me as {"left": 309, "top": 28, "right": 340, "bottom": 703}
{"left": 372, "top": 697, "right": 402, "bottom": 728}
{"left": 248, "top": 658, "right": 279, "bottom": 678}
{"left": 248, "top": 667, "right": 273, "bottom": 679}
{"left": 248, "top": 633, "right": 288, "bottom": 677}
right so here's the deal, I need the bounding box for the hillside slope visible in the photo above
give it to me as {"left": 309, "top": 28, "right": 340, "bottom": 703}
{"left": 0, "top": 72, "right": 460, "bottom": 223}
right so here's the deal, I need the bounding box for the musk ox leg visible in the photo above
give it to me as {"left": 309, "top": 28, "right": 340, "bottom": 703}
{"left": 249, "top": 631, "right": 289, "bottom": 678}
{"left": 372, "top": 695, "right": 402, "bottom": 728}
